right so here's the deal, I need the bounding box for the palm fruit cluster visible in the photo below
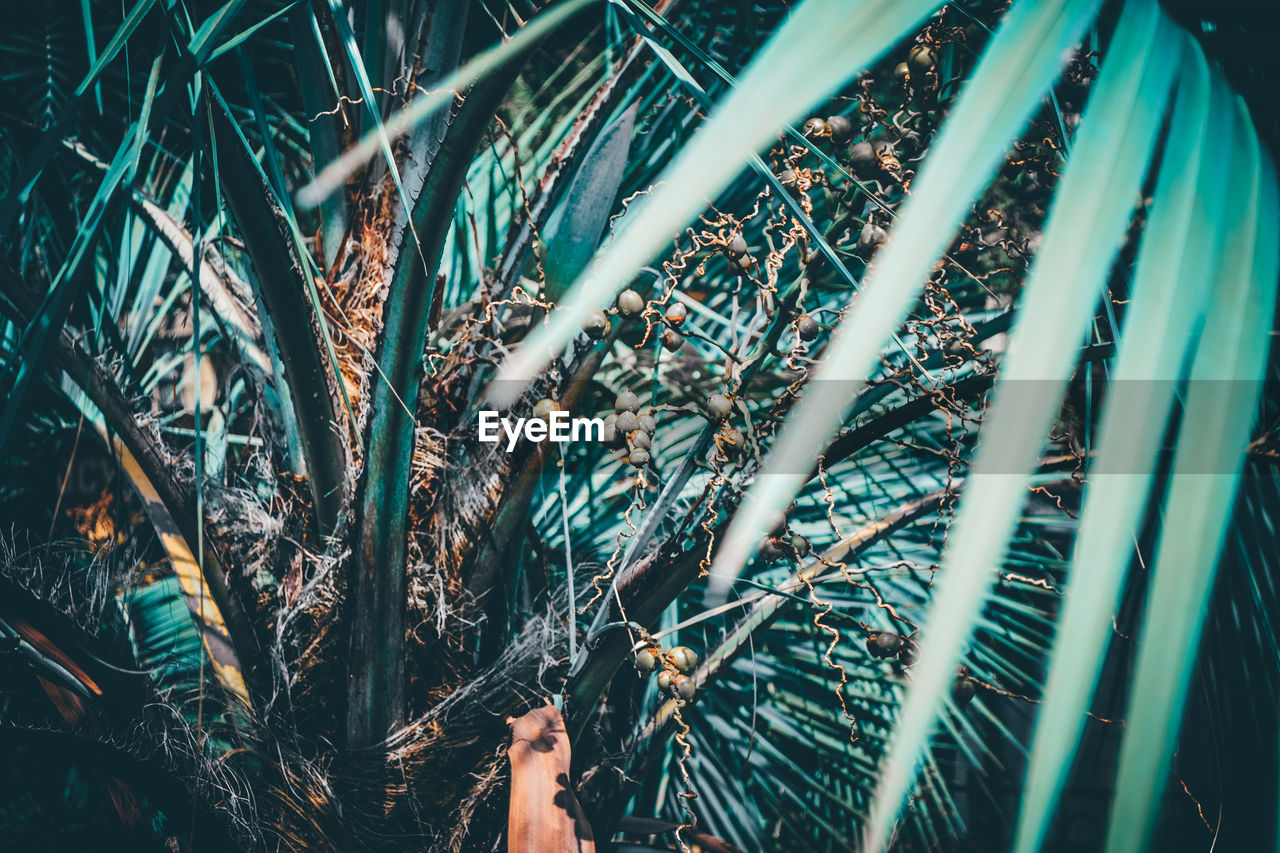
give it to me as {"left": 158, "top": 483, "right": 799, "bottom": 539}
{"left": 633, "top": 640, "right": 699, "bottom": 702}
{"left": 602, "top": 389, "right": 658, "bottom": 469}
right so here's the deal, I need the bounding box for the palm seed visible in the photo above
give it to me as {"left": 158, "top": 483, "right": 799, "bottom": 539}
{"left": 908, "top": 44, "right": 936, "bottom": 75}
{"left": 849, "top": 141, "right": 877, "bottom": 173}
{"left": 707, "top": 393, "right": 733, "bottom": 421}
{"left": 584, "top": 308, "right": 609, "bottom": 339}
{"left": 758, "top": 536, "right": 785, "bottom": 563}
{"left": 615, "top": 390, "right": 640, "bottom": 413}
{"left": 952, "top": 672, "right": 977, "bottom": 708}
{"left": 602, "top": 413, "right": 622, "bottom": 448}
{"left": 872, "top": 630, "right": 903, "bottom": 658}
{"left": 634, "top": 647, "right": 658, "bottom": 672}
{"left": 616, "top": 410, "right": 640, "bottom": 434}
{"left": 803, "top": 117, "right": 828, "bottom": 137}
{"left": 858, "top": 221, "right": 887, "bottom": 256}
{"left": 669, "top": 646, "right": 698, "bottom": 673}
{"left": 826, "top": 115, "right": 853, "bottom": 144}
{"left": 796, "top": 315, "right": 820, "bottom": 341}
{"left": 617, "top": 288, "right": 645, "bottom": 317}
{"left": 898, "top": 642, "right": 919, "bottom": 666}
{"left": 721, "top": 427, "right": 745, "bottom": 456}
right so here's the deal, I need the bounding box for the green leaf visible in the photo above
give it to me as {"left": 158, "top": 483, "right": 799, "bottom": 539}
{"left": 0, "top": 49, "right": 163, "bottom": 455}
{"left": 126, "top": 576, "right": 209, "bottom": 695}
{"left": 207, "top": 93, "right": 352, "bottom": 534}
{"left": 321, "top": 0, "right": 411, "bottom": 201}
{"left": 1010, "top": 38, "right": 1230, "bottom": 853}
{"left": 75, "top": 0, "right": 158, "bottom": 100}
{"left": 1103, "top": 96, "right": 1279, "bottom": 853}
{"left": 543, "top": 104, "right": 637, "bottom": 302}
{"left": 493, "top": 0, "right": 943, "bottom": 398}
{"left": 41, "top": 324, "right": 260, "bottom": 705}
{"left": 188, "top": 0, "right": 249, "bottom": 65}
{"left": 56, "top": 133, "right": 261, "bottom": 365}
{"left": 361, "top": 0, "right": 388, "bottom": 100}
{"left": 297, "top": 0, "right": 613, "bottom": 208}
{"left": 0, "top": 0, "right": 159, "bottom": 238}
{"left": 850, "top": 2, "right": 1181, "bottom": 847}
{"left": 206, "top": 1, "right": 298, "bottom": 63}
{"left": 78, "top": 0, "right": 103, "bottom": 112}
{"left": 290, "top": 3, "right": 349, "bottom": 271}
{"left": 235, "top": 46, "right": 293, "bottom": 212}
{"left": 346, "top": 45, "right": 537, "bottom": 750}
{"left": 128, "top": 192, "right": 268, "bottom": 370}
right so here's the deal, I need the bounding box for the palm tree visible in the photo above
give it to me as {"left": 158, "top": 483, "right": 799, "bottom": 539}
{"left": 0, "top": 0, "right": 1276, "bottom": 851}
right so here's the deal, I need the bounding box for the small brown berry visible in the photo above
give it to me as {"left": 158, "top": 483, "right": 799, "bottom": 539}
{"left": 871, "top": 630, "right": 903, "bottom": 658}
{"left": 826, "top": 115, "right": 853, "bottom": 144}
{"left": 795, "top": 315, "right": 820, "bottom": 341}
{"left": 727, "top": 253, "right": 757, "bottom": 276}
{"left": 952, "top": 676, "right": 977, "bottom": 708}
{"left": 615, "top": 390, "right": 640, "bottom": 413}
{"left": 849, "top": 141, "right": 877, "bottom": 174}
{"left": 908, "top": 44, "right": 936, "bottom": 76}
{"left": 669, "top": 646, "right": 698, "bottom": 673}
{"left": 803, "top": 117, "right": 828, "bottom": 137}
{"left": 898, "top": 642, "right": 919, "bottom": 666}
{"left": 778, "top": 169, "right": 799, "bottom": 195}
{"left": 707, "top": 393, "right": 733, "bottom": 421}
{"left": 617, "top": 288, "right": 645, "bottom": 317}
{"left": 858, "top": 221, "right": 887, "bottom": 256}
{"left": 758, "top": 536, "right": 785, "bottom": 562}
{"left": 634, "top": 648, "right": 658, "bottom": 672}
{"left": 583, "top": 309, "right": 609, "bottom": 340}
{"left": 721, "top": 427, "right": 744, "bottom": 455}
{"left": 602, "top": 414, "right": 622, "bottom": 448}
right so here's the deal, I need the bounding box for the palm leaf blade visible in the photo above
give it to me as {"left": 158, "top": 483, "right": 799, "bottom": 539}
{"left": 859, "top": 2, "right": 1181, "bottom": 846}
{"left": 1104, "top": 101, "right": 1279, "bottom": 853}
{"left": 1011, "top": 40, "right": 1232, "bottom": 853}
